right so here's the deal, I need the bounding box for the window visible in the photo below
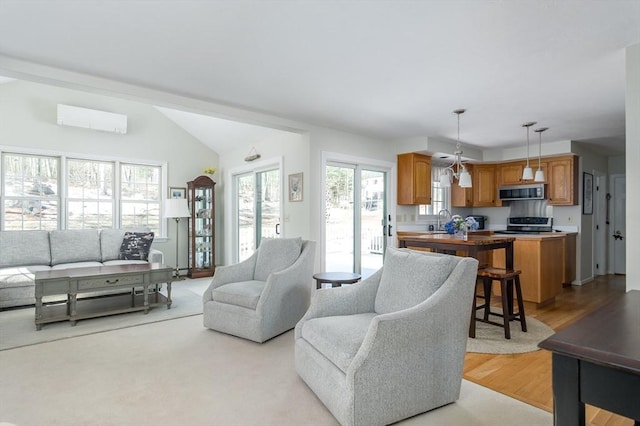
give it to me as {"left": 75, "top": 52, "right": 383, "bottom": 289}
{"left": 1, "top": 151, "right": 164, "bottom": 234}
{"left": 120, "top": 163, "right": 161, "bottom": 231}
{"left": 2, "top": 153, "right": 59, "bottom": 230}
{"left": 418, "top": 165, "right": 450, "bottom": 217}
{"left": 67, "top": 159, "right": 114, "bottom": 229}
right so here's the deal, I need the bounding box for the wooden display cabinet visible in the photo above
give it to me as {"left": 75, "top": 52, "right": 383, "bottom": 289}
{"left": 187, "top": 175, "right": 216, "bottom": 278}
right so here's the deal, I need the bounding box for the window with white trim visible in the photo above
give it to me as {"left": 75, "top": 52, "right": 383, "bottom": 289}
{"left": 1, "top": 151, "right": 164, "bottom": 234}
{"left": 418, "top": 165, "right": 450, "bottom": 217}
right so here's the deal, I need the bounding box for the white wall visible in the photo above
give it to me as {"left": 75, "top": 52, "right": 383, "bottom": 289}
{"left": 626, "top": 43, "right": 640, "bottom": 292}
{"left": 0, "top": 79, "right": 219, "bottom": 273}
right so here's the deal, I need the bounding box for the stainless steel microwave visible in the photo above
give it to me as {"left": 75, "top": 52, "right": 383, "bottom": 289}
{"left": 498, "top": 184, "right": 546, "bottom": 201}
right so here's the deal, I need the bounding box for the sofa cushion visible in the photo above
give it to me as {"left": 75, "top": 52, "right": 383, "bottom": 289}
{"left": 0, "top": 230, "right": 51, "bottom": 268}
{"left": 374, "top": 248, "right": 459, "bottom": 315}
{"left": 254, "top": 237, "right": 302, "bottom": 281}
{"left": 0, "top": 265, "right": 52, "bottom": 290}
{"left": 100, "top": 228, "right": 150, "bottom": 261}
{"left": 301, "top": 313, "right": 377, "bottom": 373}
{"left": 211, "top": 280, "right": 266, "bottom": 310}
{"left": 119, "top": 232, "right": 155, "bottom": 261}
{"left": 49, "top": 229, "right": 101, "bottom": 265}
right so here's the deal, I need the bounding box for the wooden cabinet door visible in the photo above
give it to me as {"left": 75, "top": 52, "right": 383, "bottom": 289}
{"left": 397, "top": 153, "right": 431, "bottom": 205}
{"left": 498, "top": 161, "right": 526, "bottom": 186}
{"left": 547, "top": 156, "right": 578, "bottom": 205}
{"left": 472, "top": 164, "right": 497, "bottom": 206}
{"left": 451, "top": 164, "right": 473, "bottom": 207}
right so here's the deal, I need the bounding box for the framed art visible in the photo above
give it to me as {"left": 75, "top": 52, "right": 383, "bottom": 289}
{"left": 583, "top": 172, "right": 593, "bottom": 215}
{"left": 289, "top": 173, "right": 303, "bottom": 202}
{"left": 169, "top": 187, "right": 186, "bottom": 199}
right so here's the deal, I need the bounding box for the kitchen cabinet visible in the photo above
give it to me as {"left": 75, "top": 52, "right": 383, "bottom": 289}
{"left": 472, "top": 164, "right": 497, "bottom": 207}
{"left": 498, "top": 161, "right": 526, "bottom": 186}
{"left": 451, "top": 164, "right": 473, "bottom": 207}
{"left": 547, "top": 155, "right": 578, "bottom": 205}
{"left": 492, "top": 235, "right": 564, "bottom": 305}
{"left": 397, "top": 153, "right": 431, "bottom": 205}
{"left": 563, "top": 233, "right": 577, "bottom": 285}
{"left": 187, "top": 175, "right": 216, "bottom": 278}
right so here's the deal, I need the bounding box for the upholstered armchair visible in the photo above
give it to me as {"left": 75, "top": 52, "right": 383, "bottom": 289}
{"left": 294, "top": 247, "right": 479, "bottom": 426}
{"left": 203, "top": 238, "right": 316, "bottom": 343}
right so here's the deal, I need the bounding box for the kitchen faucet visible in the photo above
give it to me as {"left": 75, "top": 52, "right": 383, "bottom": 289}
{"left": 437, "top": 209, "right": 452, "bottom": 230}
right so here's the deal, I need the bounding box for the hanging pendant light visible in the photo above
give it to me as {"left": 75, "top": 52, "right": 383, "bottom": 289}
{"left": 440, "top": 109, "right": 472, "bottom": 188}
{"left": 521, "top": 121, "right": 537, "bottom": 181}
{"left": 533, "top": 127, "right": 548, "bottom": 182}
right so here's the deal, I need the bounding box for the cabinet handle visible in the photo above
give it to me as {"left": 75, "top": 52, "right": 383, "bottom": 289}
{"left": 106, "top": 279, "right": 119, "bottom": 284}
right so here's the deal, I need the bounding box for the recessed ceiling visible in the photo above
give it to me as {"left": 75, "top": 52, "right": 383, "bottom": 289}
{"left": 0, "top": 1, "right": 638, "bottom": 155}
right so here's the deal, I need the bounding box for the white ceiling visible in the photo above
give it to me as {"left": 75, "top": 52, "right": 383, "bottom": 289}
{"left": 0, "top": 1, "right": 638, "bottom": 156}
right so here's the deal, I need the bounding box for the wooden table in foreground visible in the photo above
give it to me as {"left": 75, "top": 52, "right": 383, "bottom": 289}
{"left": 538, "top": 290, "right": 640, "bottom": 426}
{"left": 397, "top": 233, "right": 515, "bottom": 269}
{"left": 35, "top": 263, "right": 174, "bottom": 330}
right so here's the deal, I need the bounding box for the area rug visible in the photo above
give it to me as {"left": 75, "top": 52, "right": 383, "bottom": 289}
{"left": 0, "top": 277, "right": 210, "bottom": 350}
{"left": 467, "top": 309, "right": 555, "bottom": 354}
{"left": 0, "top": 314, "right": 552, "bottom": 426}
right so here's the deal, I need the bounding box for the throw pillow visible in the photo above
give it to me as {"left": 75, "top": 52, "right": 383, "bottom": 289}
{"left": 254, "top": 237, "right": 302, "bottom": 281}
{"left": 119, "top": 232, "right": 155, "bottom": 261}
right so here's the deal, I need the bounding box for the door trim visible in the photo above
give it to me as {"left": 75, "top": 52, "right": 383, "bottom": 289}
{"left": 320, "top": 151, "right": 396, "bottom": 273}
{"left": 225, "top": 156, "right": 283, "bottom": 264}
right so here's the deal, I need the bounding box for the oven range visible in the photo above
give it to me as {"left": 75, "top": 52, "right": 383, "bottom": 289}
{"left": 493, "top": 216, "right": 553, "bottom": 235}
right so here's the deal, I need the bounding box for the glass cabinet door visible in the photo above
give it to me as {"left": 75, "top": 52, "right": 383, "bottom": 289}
{"left": 187, "top": 175, "right": 216, "bottom": 278}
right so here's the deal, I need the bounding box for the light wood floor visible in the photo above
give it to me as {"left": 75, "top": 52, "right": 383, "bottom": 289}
{"left": 463, "top": 274, "right": 634, "bottom": 426}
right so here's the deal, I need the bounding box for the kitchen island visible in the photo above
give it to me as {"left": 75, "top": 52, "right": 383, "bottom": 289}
{"left": 398, "top": 231, "right": 575, "bottom": 306}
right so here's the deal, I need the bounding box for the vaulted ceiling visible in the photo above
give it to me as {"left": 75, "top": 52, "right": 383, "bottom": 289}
{"left": 1, "top": 1, "right": 638, "bottom": 156}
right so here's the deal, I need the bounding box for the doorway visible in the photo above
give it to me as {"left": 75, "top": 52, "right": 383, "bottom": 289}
{"left": 322, "top": 154, "right": 394, "bottom": 279}
{"left": 231, "top": 161, "right": 282, "bottom": 263}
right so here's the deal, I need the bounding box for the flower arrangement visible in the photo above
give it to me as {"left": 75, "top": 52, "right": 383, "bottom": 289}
{"left": 444, "top": 215, "right": 479, "bottom": 235}
{"left": 203, "top": 167, "right": 217, "bottom": 175}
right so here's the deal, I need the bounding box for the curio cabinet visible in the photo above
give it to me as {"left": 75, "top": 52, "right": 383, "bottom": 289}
{"left": 187, "top": 175, "right": 215, "bottom": 278}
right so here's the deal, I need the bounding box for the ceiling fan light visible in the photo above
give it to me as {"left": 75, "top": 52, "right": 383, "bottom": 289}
{"left": 534, "top": 169, "right": 545, "bottom": 182}
{"left": 522, "top": 166, "right": 534, "bottom": 180}
{"left": 459, "top": 167, "right": 472, "bottom": 188}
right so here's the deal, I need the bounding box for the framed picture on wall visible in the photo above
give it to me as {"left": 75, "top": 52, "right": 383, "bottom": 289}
{"left": 169, "top": 187, "right": 186, "bottom": 199}
{"left": 289, "top": 173, "right": 303, "bottom": 202}
{"left": 583, "top": 172, "right": 593, "bottom": 215}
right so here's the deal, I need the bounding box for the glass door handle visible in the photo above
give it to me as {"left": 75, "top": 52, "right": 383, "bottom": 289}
{"left": 275, "top": 223, "right": 280, "bottom": 235}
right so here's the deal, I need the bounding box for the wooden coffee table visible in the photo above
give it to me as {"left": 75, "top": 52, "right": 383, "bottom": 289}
{"left": 34, "top": 263, "right": 174, "bottom": 330}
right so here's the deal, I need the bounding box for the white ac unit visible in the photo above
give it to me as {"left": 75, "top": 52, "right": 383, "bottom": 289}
{"left": 57, "top": 104, "right": 128, "bottom": 134}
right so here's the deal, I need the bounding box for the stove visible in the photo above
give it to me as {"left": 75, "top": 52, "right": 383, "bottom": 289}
{"left": 493, "top": 217, "right": 553, "bottom": 235}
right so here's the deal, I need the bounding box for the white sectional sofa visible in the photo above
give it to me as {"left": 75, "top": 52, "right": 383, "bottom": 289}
{"left": 0, "top": 229, "right": 164, "bottom": 309}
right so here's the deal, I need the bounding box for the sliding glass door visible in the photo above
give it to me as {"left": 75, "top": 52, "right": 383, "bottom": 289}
{"left": 324, "top": 161, "right": 389, "bottom": 278}
{"left": 235, "top": 168, "right": 281, "bottom": 262}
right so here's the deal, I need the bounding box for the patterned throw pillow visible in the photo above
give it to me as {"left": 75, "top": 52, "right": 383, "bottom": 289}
{"left": 119, "top": 232, "right": 155, "bottom": 261}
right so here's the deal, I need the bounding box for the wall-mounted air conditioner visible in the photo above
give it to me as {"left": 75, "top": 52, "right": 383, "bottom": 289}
{"left": 57, "top": 104, "right": 128, "bottom": 134}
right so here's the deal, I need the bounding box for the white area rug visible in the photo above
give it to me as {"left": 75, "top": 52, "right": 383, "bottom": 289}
{"left": 0, "top": 277, "right": 211, "bottom": 350}
{"left": 0, "top": 314, "right": 552, "bottom": 426}
{"left": 467, "top": 308, "right": 555, "bottom": 354}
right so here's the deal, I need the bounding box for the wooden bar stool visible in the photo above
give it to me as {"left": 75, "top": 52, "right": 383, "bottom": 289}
{"left": 473, "top": 267, "right": 527, "bottom": 339}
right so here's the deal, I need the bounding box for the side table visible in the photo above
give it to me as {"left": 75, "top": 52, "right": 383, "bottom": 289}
{"left": 313, "top": 272, "right": 361, "bottom": 290}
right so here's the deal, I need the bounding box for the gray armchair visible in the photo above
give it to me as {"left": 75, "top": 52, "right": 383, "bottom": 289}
{"left": 294, "top": 247, "right": 479, "bottom": 426}
{"left": 203, "top": 238, "right": 316, "bottom": 343}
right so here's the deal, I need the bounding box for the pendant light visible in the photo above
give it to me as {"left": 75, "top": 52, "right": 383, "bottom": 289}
{"left": 533, "top": 127, "right": 548, "bottom": 182}
{"left": 521, "top": 121, "right": 537, "bottom": 180}
{"left": 440, "top": 109, "right": 472, "bottom": 188}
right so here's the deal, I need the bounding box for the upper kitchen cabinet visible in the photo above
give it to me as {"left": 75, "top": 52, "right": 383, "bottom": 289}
{"left": 472, "top": 164, "right": 497, "bottom": 207}
{"left": 451, "top": 164, "right": 473, "bottom": 207}
{"left": 498, "top": 161, "right": 526, "bottom": 186}
{"left": 547, "top": 155, "right": 578, "bottom": 205}
{"left": 397, "top": 153, "right": 431, "bottom": 205}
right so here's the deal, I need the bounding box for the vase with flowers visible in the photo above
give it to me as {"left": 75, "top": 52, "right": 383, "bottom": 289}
{"left": 203, "top": 167, "right": 217, "bottom": 179}
{"left": 444, "top": 215, "right": 479, "bottom": 240}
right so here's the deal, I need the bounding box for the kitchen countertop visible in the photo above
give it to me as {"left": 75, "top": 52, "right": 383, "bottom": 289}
{"left": 397, "top": 231, "right": 577, "bottom": 241}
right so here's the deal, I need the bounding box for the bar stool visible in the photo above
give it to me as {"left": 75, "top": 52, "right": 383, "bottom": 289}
{"left": 472, "top": 267, "right": 527, "bottom": 339}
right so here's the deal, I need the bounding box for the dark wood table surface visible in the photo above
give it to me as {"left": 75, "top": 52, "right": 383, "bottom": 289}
{"left": 397, "top": 234, "right": 516, "bottom": 269}
{"left": 313, "top": 272, "right": 362, "bottom": 289}
{"left": 538, "top": 290, "right": 640, "bottom": 425}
